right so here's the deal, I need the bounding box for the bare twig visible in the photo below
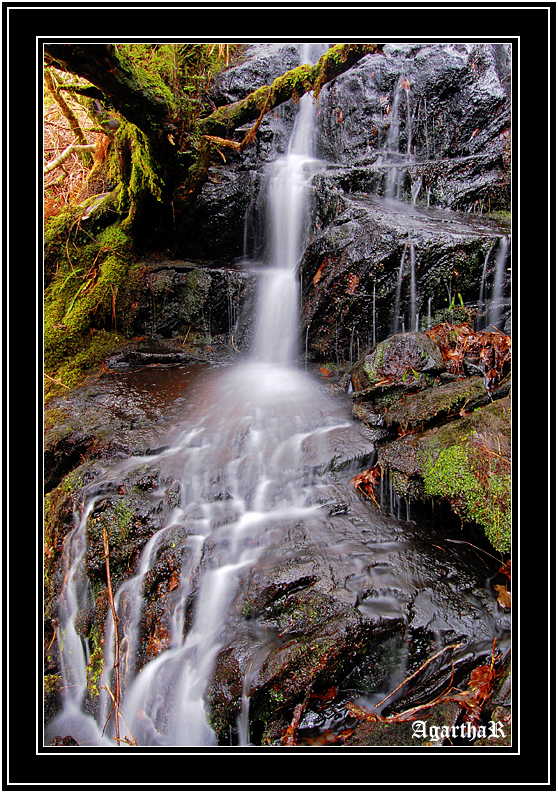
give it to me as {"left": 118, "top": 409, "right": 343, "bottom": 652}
{"left": 44, "top": 143, "right": 96, "bottom": 174}
{"left": 44, "top": 372, "right": 70, "bottom": 389}
{"left": 373, "top": 642, "right": 463, "bottom": 711}
{"left": 102, "top": 685, "right": 136, "bottom": 745}
{"left": 102, "top": 526, "right": 121, "bottom": 745}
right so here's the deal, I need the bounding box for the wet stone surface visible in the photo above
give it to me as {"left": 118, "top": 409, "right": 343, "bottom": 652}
{"left": 44, "top": 357, "right": 510, "bottom": 747}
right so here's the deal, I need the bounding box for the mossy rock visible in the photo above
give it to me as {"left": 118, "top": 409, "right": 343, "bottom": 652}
{"left": 44, "top": 221, "right": 133, "bottom": 389}
{"left": 383, "top": 375, "right": 489, "bottom": 433}
{"left": 352, "top": 332, "right": 445, "bottom": 392}
{"left": 377, "top": 397, "right": 511, "bottom": 552}
{"left": 422, "top": 400, "right": 511, "bottom": 552}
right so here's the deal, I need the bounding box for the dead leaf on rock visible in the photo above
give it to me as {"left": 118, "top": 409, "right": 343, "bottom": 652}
{"left": 352, "top": 466, "right": 381, "bottom": 505}
{"left": 313, "top": 261, "right": 325, "bottom": 285}
{"left": 347, "top": 273, "right": 359, "bottom": 293}
{"left": 494, "top": 583, "right": 511, "bottom": 609}
{"left": 168, "top": 568, "right": 180, "bottom": 592}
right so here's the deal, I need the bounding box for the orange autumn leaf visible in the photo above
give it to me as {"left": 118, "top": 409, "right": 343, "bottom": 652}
{"left": 168, "top": 568, "right": 180, "bottom": 592}
{"left": 499, "top": 559, "right": 511, "bottom": 579}
{"left": 494, "top": 583, "right": 511, "bottom": 609}
{"left": 313, "top": 261, "right": 325, "bottom": 285}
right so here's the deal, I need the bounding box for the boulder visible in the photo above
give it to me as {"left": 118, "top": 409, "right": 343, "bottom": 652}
{"left": 351, "top": 332, "right": 445, "bottom": 391}
{"left": 300, "top": 195, "right": 510, "bottom": 360}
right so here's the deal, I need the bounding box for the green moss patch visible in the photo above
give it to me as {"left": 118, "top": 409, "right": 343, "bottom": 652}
{"left": 377, "top": 397, "right": 511, "bottom": 553}
{"left": 421, "top": 399, "right": 511, "bottom": 552}
{"left": 44, "top": 221, "right": 133, "bottom": 395}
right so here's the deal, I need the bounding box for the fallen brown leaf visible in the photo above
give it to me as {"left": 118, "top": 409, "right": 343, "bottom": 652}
{"left": 494, "top": 583, "right": 511, "bottom": 609}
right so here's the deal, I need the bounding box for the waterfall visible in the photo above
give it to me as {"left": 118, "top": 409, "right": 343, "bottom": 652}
{"left": 391, "top": 244, "right": 406, "bottom": 334}
{"left": 384, "top": 77, "right": 403, "bottom": 200}
{"left": 488, "top": 235, "right": 510, "bottom": 331}
{"left": 384, "top": 74, "right": 413, "bottom": 201}
{"left": 476, "top": 241, "right": 495, "bottom": 330}
{"left": 475, "top": 236, "right": 509, "bottom": 331}
{"left": 392, "top": 235, "right": 416, "bottom": 335}
{"left": 409, "top": 239, "right": 417, "bottom": 332}
{"left": 46, "top": 43, "right": 337, "bottom": 749}
{"left": 44, "top": 42, "right": 511, "bottom": 752}
{"left": 252, "top": 45, "right": 325, "bottom": 364}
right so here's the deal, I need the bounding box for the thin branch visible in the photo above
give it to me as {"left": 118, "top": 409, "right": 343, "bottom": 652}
{"left": 196, "top": 44, "right": 383, "bottom": 140}
{"left": 44, "top": 143, "right": 96, "bottom": 175}
{"left": 45, "top": 68, "right": 93, "bottom": 167}
{"left": 202, "top": 86, "right": 274, "bottom": 155}
{"left": 44, "top": 372, "right": 70, "bottom": 389}
{"left": 373, "top": 642, "right": 464, "bottom": 711}
{"left": 102, "top": 525, "right": 121, "bottom": 745}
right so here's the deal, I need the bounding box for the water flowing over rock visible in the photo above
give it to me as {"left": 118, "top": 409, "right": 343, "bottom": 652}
{"left": 44, "top": 42, "right": 512, "bottom": 748}
{"left": 167, "top": 42, "right": 510, "bottom": 360}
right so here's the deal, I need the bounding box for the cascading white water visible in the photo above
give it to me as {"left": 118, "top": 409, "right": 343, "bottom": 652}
{"left": 46, "top": 43, "right": 340, "bottom": 748}
{"left": 383, "top": 73, "right": 413, "bottom": 201}
{"left": 476, "top": 241, "right": 495, "bottom": 330}
{"left": 475, "top": 236, "right": 509, "bottom": 331}
{"left": 391, "top": 235, "right": 417, "bottom": 335}
{"left": 252, "top": 44, "right": 325, "bottom": 364}
{"left": 488, "top": 235, "right": 510, "bottom": 330}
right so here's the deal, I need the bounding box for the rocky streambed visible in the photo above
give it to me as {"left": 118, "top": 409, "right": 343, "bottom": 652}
{"left": 44, "top": 324, "right": 511, "bottom": 747}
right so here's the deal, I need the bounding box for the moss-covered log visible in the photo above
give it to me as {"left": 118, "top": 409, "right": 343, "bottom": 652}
{"left": 44, "top": 43, "right": 384, "bottom": 208}
{"left": 43, "top": 44, "right": 175, "bottom": 143}
{"left": 196, "top": 44, "right": 384, "bottom": 139}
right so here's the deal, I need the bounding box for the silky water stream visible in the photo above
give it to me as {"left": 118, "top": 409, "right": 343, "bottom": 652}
{"left": 45, "top": 46, "right": 507, "bottom": 748}
{"left": 45, "top": 45, "right": 350, "bottom": 747}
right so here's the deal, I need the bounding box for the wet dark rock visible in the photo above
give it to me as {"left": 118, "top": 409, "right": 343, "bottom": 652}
{"left": 206, "top": 480, "right": 506, "bottom": 743}
{"left": 44, "top": 357, "right": 222, "bottom": 493}
{"left": 316, "top": 43, "right": 510, "bottom": 210}
{"left": 299, "top": 419, "right": 377, "bottom": 475}
{"left": 49, "top": 735, "right": 80, "bottom": 746}
{"left": 85, "top": 490, "right": 164, "bottom": 593}
{"left": 44, "top": 428, "right": 98, "bottom": 495}
{"left": 375, "top": 396, "right": 511, "bottom": 552}
{"left": 301, "top": 194, "right": 510, "bottom": 359}
{"left": 43, "top": 41, "right": 513, "bottom": 747}
{"left": 104, "top": 349, "right": 196, "bottom": 369}
{"left": 382, "top": 376, "right": 489, "bottom": 433}
{"left": 165, "top": 43, "right": 510, "bottom": 355}
{"left": 210, "top": 44, "right": 301, "bottom": 109}
{"left": 122, "top": 261, "right": 256, "bottom": 341}
{"left": 44, "top": 365, "right": 509, "bottom": 747}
